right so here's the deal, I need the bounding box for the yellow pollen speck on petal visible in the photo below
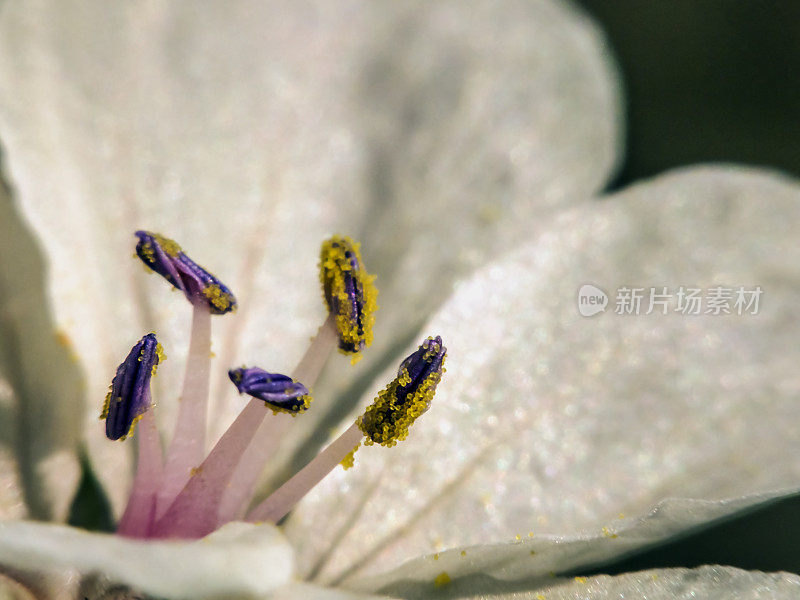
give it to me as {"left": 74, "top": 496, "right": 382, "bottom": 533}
{"left": 601, "top": 526, "right": 618, "bottom": 539}
{"left": 528, "top": 531, "right": 534, "bottom": 538}
{"left": 536, "top": 595, "right": 546, "bottom": 600}
{"left": 433, "top": 572, "right": 451, "bottom": 588}
{"left": 515, "top": 534, "right": 522, "bottom": 541}
{"left": 530, "top": 550, "right": 537, "bottom": 556}
{"left": 190, "top": 466, "right": 202, "bottom": 477}
{"left": 574, "top": 577, "right": 586, "bottom": 584}
{"left": 433, "top": 553, "right": 439, "bottom": 561}
{"left": 340, "top": 442, "right": 360, "bottom": 470}
{"left": 460, "top": 550, "right": 466, "bottom": 557}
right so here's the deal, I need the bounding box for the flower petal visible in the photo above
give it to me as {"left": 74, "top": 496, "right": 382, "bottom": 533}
{"left": 346, "top": 492, "right": 800, "bottom": 598}
{"left": 287, "top": 166, "right": 800, "bottom": 580}
{"left": 0, "top": 520, "right": 292, "bottom": 599}
{"left": 0, "top": 146, "right": 81, "bottom": 521}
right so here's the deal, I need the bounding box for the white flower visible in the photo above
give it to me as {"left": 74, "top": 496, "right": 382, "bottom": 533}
{"left": 0, "top": 1, "right": 799, "bottom": 599}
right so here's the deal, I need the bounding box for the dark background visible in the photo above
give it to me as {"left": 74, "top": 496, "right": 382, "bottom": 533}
{"left": 575, "top": 1, "right": 800, "bottom": 190}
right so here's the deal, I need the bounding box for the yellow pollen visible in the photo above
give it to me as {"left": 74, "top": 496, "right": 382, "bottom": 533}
{"left": 119, "top": 412, "right": 144, "bottom": 441}
{"left": 152, "top": 233, "right": 183, "bottom": 258}
{"left": 340, "top": 442, "right": 360, "bottom": 470}
{"left": 99, "top": 390, "right": 116, "bottom": 420}
{"left": 358, "top": 349, "right": 444, "bottom": 447}
{"left": 202, "top": 283, "right": 233, "bottom": 312}
{"left": 319, "top": 235, "right": 378, "bottom": 355}
{"left": 601, "top": 526, "right": 618, "bottom": 539}
{"left": 138, "top": 241, "right": 156, "bottom": 265}
{"left": 153, "top": 342, "right": 166, "bottom": 376}
{"left": 460, "top": 550, "right": 467, "bottom": 556}
{"left": 433, "top": 572, "right": 451, "bottom": 588}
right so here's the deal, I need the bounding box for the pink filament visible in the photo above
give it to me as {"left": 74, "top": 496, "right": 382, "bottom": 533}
{"left": 116, "top": 408, "right": 163, "bottom": 538}
{"left": 152, "top": 315, "right": 337, "bottom": 538}
{"left": 246, "top": 422, "right": 363, "bottom": 524}
{"left": 155, "top": 303, "right": 211, "bottom": 520}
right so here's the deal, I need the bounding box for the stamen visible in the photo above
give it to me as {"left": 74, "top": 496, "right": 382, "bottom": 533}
{"left": 101, "top": 333, "right": 163, "bottom": 441}
{"left": 151, "top": 368, "right": 311, "bottom": 539}
{"left": 134, "top": 230, "right": 237, "bottom": 315}
{"left": 215, "top": 315, "right": 339, "bottom": 526}
{"left": 319, "top": 236, "right": 378, "bottom": 358}
{"left": 101, "top": 334, "right": 165, "bottom": 538}
{"left": 246, "top": 336, "right": 446, "bottom": 524}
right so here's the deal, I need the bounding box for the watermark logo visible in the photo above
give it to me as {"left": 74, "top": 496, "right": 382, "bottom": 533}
{"left": 577, "top": 284, "right": 609, "bottom": 317}
{"left": 578, "top": 284, "right": 762, "bottom": 317}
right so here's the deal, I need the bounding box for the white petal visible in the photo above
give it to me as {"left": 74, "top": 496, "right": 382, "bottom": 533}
{"left": 0, "top": 151, "right": 81, "bottom": 520}
{"left": 545, "top": 567, "right": 800, "bottom": 600}
{"left": 0, "top": 521, "right": 292, "bottom": 599}
{"left": 364, "top": 566, "right": 800, "bottom": 600}
{"left": 346, "top": 493, "right": 799, "bottom": 598}
{"left": 287, "top": 166, "right": 800, "bottom": 581}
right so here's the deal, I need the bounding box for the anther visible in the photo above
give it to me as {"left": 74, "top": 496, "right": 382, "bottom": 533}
{"left": 359, "top": 336, "right": 446, "bottom": 447}
{"left": 134, "top": 230, "right": 237, "bottom": 314}
{"left": 229, "top": 367, "right": 312, "bottom": 415}
{"left": 101, "top": 333, "right": 164, "bottom": 441}
{"left": 319, "top": 236, "right": 378, "bottom": 356}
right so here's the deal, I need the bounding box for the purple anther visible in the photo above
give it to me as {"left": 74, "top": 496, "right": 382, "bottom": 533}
{"left": 228, "top": 367, "right": 312, "bottom": 414}
{"left": 134, "top": 231, "right": 237, "bottom": 315}
{"left": 102, "top": 333, "right": 162, "bottom": 441}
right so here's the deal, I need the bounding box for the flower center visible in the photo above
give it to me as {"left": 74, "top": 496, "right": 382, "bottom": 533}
{"left": 103, "top": 232, "right": 444, "bottom": 541}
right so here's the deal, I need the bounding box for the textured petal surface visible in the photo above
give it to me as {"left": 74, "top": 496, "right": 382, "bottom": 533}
{"left": 0, "top": 521, "right": 292, "bottom": 599}
{"left": 346, "top": 492, "right": 799, "bottom": 598}
{"left": 368, "top": 566, "right": 800, "bottom": 600}
{"left": 287, "top": 167, "right": 800, "bottom": 582}
{"left": 0, "top": 146, "right": 81, "bottom": 521}
{"left": 0, "top": 0, "right": 621, "bottom": 512}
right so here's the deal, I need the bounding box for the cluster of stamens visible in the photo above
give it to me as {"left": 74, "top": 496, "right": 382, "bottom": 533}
{"left": 102, "top": 230, "right": 445, "bottom": 539}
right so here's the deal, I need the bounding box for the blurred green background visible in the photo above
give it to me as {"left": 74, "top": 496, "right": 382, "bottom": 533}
{"left": 575, "top": 1, "right": 800, "bottom": 190}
